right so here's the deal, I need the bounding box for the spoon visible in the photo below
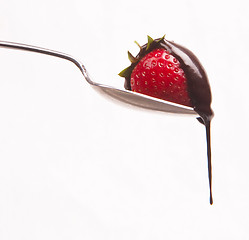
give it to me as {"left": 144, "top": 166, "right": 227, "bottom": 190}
{"left": 0, "top": 40, "right": 196, "bottom": 115}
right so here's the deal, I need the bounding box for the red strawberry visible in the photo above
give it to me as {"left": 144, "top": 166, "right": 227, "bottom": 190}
{"left": 130, "top": 48, "right": 191, "bottom": 106}
{"left": 119, "top": 36, "right": 193, "bottom": 107}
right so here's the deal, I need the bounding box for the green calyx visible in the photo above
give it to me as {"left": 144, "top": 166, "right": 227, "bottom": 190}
{"left": 146, "top": 35, "right": 154, "bottom": 50}
{"left": 118, "top": 35, "right": 166, "bottom": 78}
{"left": 118, "top": 66, "right": 133, "bottom": 78}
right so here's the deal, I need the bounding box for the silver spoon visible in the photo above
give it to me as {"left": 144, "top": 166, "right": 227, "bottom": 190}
{"left": 0, "top": 40, "right": 196, "bottom": 115}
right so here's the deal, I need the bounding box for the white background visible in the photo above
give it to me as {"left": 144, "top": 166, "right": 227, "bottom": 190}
{"left": 0, "top": 0, "right": 249, "bottom": 239}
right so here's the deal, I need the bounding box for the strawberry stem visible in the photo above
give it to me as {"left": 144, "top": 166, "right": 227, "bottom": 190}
{"left": 134, "top": 41, "right": 142, "bottom": 50}
{"left": 118, "top": 66, "right": 132, "bottom": 78}
{"left": 157, "top": 35, "right": 166, "bottom": 43}
{"left": 146, "top": 35, "right": 154, "bottom": 50}
{"left": 128, "top": 51, "right": 138, "bottom": 63}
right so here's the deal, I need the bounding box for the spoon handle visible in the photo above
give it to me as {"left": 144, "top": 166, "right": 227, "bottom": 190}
{"left": 0, "top": 40, "right": 92, "bottom": 84}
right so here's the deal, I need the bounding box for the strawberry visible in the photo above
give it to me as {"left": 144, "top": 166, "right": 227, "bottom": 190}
{"left": 119, "top": 36, "right": 192, "bottom": 107}
{"left": 131, "top": 48, "right": 191, "bottom": 106}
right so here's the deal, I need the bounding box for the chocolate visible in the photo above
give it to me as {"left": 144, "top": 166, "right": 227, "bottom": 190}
{"left": 123, "top": 38, "right": 214, "bottom": 204}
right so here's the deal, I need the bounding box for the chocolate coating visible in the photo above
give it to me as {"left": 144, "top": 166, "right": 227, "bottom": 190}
{"left": 124, "top": 38, "right": 213, "bottom": 120}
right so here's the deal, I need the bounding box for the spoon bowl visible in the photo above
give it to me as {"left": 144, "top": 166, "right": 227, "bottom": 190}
{"left": 0, "top": 40, "right": 196, "bottom": 115}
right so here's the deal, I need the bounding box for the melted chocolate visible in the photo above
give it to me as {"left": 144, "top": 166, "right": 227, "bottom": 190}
{"left": 124, "top": 38, "right": 214, "bottom": 204}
